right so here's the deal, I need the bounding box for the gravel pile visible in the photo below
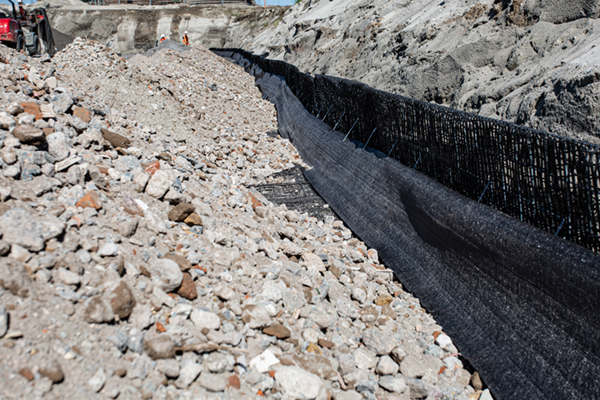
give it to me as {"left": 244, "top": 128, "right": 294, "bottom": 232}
{"left": 0, "top": 39, "right": 485, "bottom": 400}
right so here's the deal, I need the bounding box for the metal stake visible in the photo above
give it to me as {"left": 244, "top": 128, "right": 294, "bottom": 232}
{"left": 555, "top": 219, "right": 566, "bottom": 236}
{"left": 316, "top": 104, "right": 324, "bottom": 119}
{"left": 363, "top": 127, "right": 377, "bottom": 149}
{"left": 343, "top": 118, "right": 360, "bottom": 142}
{"left": 413, "top": 154, "right": 421, "bottom": 169}
{"left": 478, "top": 181, "right": 491, "bottom": 203}
{"left": 322, "top": 105, "right": 333, "bottom": 121}
{"left": 388, "top": 137, "right": 399, "bottom": 156}
{"left": 332, "top": 111, "right": 346, "bottom": 131}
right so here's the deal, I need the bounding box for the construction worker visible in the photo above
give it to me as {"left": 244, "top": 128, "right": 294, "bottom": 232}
{"left": 160, "top": 34, "right": 166, "bottom": 43}
{"left": 182, "top": 31, "right": 189, "bottom": 46}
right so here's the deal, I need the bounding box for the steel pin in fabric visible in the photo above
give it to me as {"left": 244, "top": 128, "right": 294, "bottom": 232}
{"left": 413, "top": 154, "right": 421, "bottom": 169}
{"left": 478, "top": 181, "right": 491, "bottom": 203}
{"left": 388, "top": 137, "right": 400, "bottom": 156}
{"left": 363, "top": 127, "right": 377, "bottom": 149}
{"left": 316, "top": 104, "right": 324, "bottom": 118}
{"left": 343, "top": 118, "right": 360, "bottom": 142}
{"left": 555, "top": 219, "right": 566, "bottom": 236}
{"left": 322, "top": 105, "right": 334, "bottom": 121}
{"left": 332, "top": 110, "right": 346, "bottom": 131}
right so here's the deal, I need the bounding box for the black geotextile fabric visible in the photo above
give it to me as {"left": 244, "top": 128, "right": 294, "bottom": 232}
{"left": 217, "top": 52, "right": 600, "bottom": 400}
{"left": 213, "top": 50, "right": 600, "bottom": 254}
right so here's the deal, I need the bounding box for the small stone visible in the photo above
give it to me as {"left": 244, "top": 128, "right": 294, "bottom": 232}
{"left": 175, "top": 360, "right": 202, "bottom": 389}
{"left": 89, "top": 368, "right": 107, "bottom": 392}
{"left": 479, "top": 389, "right": 493, "bottom": 400}
{"left": 144, "top": 334, "right": 175, "bottom": 360}
{"left": 332, "top": 390, "right": 363, "bottom": 400}
{"left": 6, "top": 102, "right": 23, "bottom": 116}
{"left": 12, "top": 124, "right": 45, "bottom": 145}
{"left": 435, "top": 333, "right": 453, "bottom": 350}
{"left": 19, "top": 367, "right": 35, "bottom": 381}
{"left": 198, "top": 372, "right": 227, "bottom": 392}
{"left": 227, "top": 374, "right": 241, "bottom": 390}
{"left": 275, "top": 366, "right": 323, "bottom": 399}
{"left": 108, "top": 281, "right": 136, "bottom": 320}
{"left": 0, "top": 112, "right": 16, "bottom": 130}
{"left": 190, "top": 309, "right": 221, "bottom": 331}
{"left": 400, "top": 355, "right": 426, "bottom": 378}
{"left": 249, "top": 349, "right": 280, "bottom": 373}
{"left": 318, "top": 338, "right": 334, "bottom": 349}
{"left": 168, "top": 202, "right": 195, "bottom": 222}
{"left": 351, "top": 287, "right": 367, "bottom": 304}
{"left": 120, "top": 218, "right": 138, "bottom": 238}
{"left": 241, "top": 305, "right": 271, "bottom": 329}
{"left": 72, "top": 106, "right": 91, "bottom": 123}
{"left": 76, "top": 191, "right": 102, "bottom": 210}
{"left": 262, "top": 323, "right": 291, "bottom": 339}
{"left": 143, "top": 160, "right": 160, "bottom": 175}
{"left": 362, "top": 327, "right": 397, "bottom": 355}
{"left": 390, "top": 346, "right": 408, "bottom": 364}
{"left": 84, "top": 296, "right": 114, "bottom": 323}
{"left": 354, "top": 348, "right": 377, "bottom": 370}
{"left": 145, "top": 170, "right": 171, "bottom": 199}
{"left": 19, "top": 102, "right": 42, "bottom": 120}
{"left": 214, "top": 284, "right": 234, "bottom": 301}
{"left": 39, "top": 360, "right": 64, "bottom": 383}
{"left": 56, "top": 267, "right": 81, "bottom": 286}
{"left": 303, "top": 328, "right": 320, "bottom": 343}
{"left": 0, "top": 305, "right": 8, "bottom": 338}
{"left": 40, "top": 104, "right": 57, "bottom": 119}
{"left": 0, "top": 207, "right": 45, "bottom": 252}
{"left": 163, "top": 253, "right": 192, "bottom": 271}
{"left": 46, "top": 132, "right": 70, "bottom": 162}
{"left": 374, "top": 294, "right": 393, "bottom": 306}
{"left": 98, "top": 242, "right": 119, "bottom": 257}
{"left": 302, "top": 252, "right": 326, "bottom": 272}
{"left": 101, "top": 128, "right": 131, "bottom": 148}
{"left": 183, "top": 212, "right": 202, "bottom": 226}
{"left": 376, "top": 355, "right": 399, "bottom": 375}
{"left": 148, "top": 258, "right": 183, "bottom": 293}
{"left": 176, "top": 272, "right": 197, "bottom": 300}
{"left": 0, "top": 240, "right": 10, "bottom": 257}
{"left": 34, "top": 377, "right": 53, "bottom": 393}
{"left": 471, "top": 371, "right": 483, "bottom": 391}
{"left": 378, "top": 376, "right": 406, "bottom": 393}
{"left": 157, "top": 359, "right": 180, "bottom": 379}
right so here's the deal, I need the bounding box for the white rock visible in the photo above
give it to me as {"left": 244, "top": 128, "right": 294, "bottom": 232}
{"left": 354, "top": 348, "right": 377, "bottom": 370}
{"left": 480, "top": 389, "right": 493, "bottom": 400}
{"left": 249, "top": 349, "right": 280, "bottom": 373}
{"left": 88, "top": 368, "right": 106, "bottom": 392}
{"left": 302, "top": 252, "right": 326, "bottom": 272}
{"left": 148, "top": 258, "right": 183, "bottom": 292}
{"left": 378, "top": 376, "right": 407, "bottom": 393}
{"left": 435, "top": 333, "right": 453, "bottom": 350}
{"left": 376, "top": 355, "right": 399, "bottom": 375}
{"left": 175, "top": 360, "right": 202, "bottom": 389}
{"left": 275, "top": 366, "right": 323, "bottom": 399}
{"left": 0, "top": 305, "right": 8, "bottom": 338}
{"left": 56, "top": 267, "right": 81, "bottom": 286}
{"left": 97, "top": 242, "right": 119, "bottom": 257}
{"left": 46, "top": 132, "right": 70, "bottom": 162}
{"left": 190, "top": 309, "right": 221, "bottom": 331}
{"left": 145, "top": 169, "right": 171, "bottom": 198}
{"left": 302, "top": 329, "right": 320, "bottom": 344}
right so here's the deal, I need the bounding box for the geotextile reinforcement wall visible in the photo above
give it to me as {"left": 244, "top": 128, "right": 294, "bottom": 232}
{"left": 212, "top": 48, "right": 600, "bottom": 400}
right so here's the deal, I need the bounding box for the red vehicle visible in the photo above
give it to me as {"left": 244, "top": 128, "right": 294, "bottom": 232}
{"left": 0, "top": 0, "right": 54, "bottom": 56}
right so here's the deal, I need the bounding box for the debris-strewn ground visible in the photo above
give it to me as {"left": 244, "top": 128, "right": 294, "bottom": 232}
{"left": 0, "top": 40, "right": 484, "bottom": 400}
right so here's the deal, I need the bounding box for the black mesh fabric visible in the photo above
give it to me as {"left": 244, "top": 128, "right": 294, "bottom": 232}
{"left": 215, "top": 50, "right": 600, "bottom": 400}
{"left": 213, "top": 49, "right": 600, "bottom": 254}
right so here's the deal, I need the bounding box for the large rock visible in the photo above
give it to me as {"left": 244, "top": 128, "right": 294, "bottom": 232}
{"left": 84, "top": 296, "right": 114, "bottom": 323}
{"left": 147, "top": 258, "right": 183, "bottom": 292}
{"left": 190, "top": 309, "right": 221, "bottom": 331}
{"left": 12, "top": 125, "right": 45, "bottom": 145}
{"left": 145, "top": 170, "right": 171, "bottom": 199}
{"left": 107, "top": 281, "right": 136, "bottom": 320}
{"left": 0, "top": 259, "right": 31, "bottom": 298}
{"left": 275, "top": 366, "right": 323, "bottom": 399}
{"left": 143, "top": 334, "right": 176, "bottom": 360}
{"left": 46, "top": 132, "right": 71, "bottom": 162}
{"left": 0, "top": 207, "right": 45, "bottom": 252}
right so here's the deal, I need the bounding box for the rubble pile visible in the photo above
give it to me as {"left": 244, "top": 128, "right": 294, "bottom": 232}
{"left": 0, "top": 39, "right": 481, "bottom": 400}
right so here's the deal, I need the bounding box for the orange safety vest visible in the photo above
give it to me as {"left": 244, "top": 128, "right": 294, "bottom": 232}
{"left": 160, "top": 37, "right": 166, "bottom": 43}
{"left": 183, "top": 35, "right": 189, "bottom": 46}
